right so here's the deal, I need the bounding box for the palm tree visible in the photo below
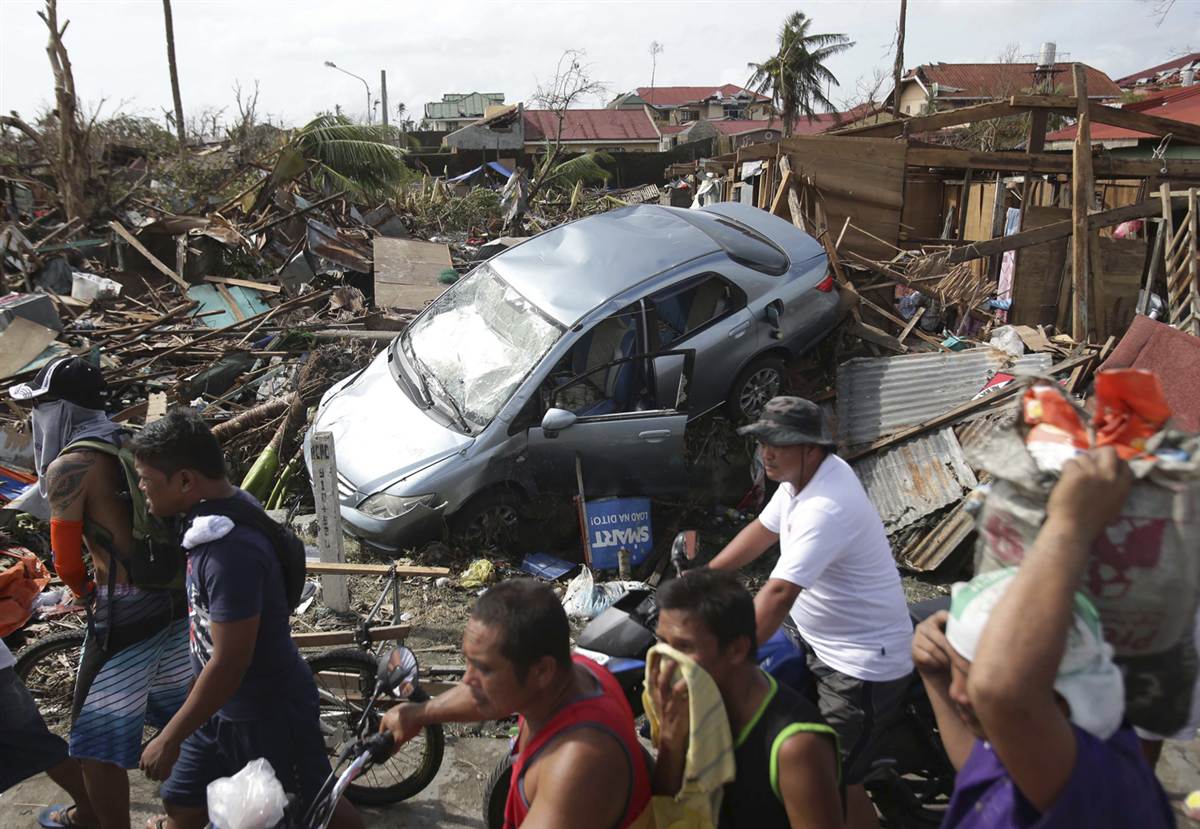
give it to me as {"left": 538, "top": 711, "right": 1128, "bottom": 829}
{"left": 747, "top": 12, "right": 854, "bottom": 137}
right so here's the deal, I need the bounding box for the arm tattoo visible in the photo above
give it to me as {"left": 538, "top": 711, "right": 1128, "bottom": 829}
{"left": 47, "top": 453, "right": 96, "bottom": 514}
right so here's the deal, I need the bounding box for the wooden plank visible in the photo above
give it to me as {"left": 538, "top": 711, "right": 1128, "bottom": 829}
{"left": 897, "top": 306, "right": 925, "bottom": 343}
{"left": 831, "top": 99, "right": 1022, "bottom": 138}
{"left": 1071, "top": 64, "right": 1093, "bottom": 342}
{"left": 1027, "top": 109, "right": 1049, "bottom": 155}
{"left": 305, "top": 561, "right": 451, "bottom": 577}
{"left": 292, "top": 624, "right": 411, "bottom": 649}
{"left": 203, "top": 276, "right": 282, "bottom": 294}
{"left": 941, "top": 200, "right": 1161, "bottom": 264}
{"left": 956, "top": 168, "right": 973, "bottom": 240}
{"left": 1009, "top": 94, "right": 1080, "bottom": 110}
{"left": 108, "top": 220, "right": 191, "bottom": 291}
{"left": 373, "top": 237, "right": 453, "bottom": 310}
{"left": 1088, "top": 102, "right": 1200, "bottom": 147}
{"left": 847, "top": 320, "right": 908, "bottom": 354}
{"left": 1190, "top": 188, "right": 1199, "bottom": 334}
{"left": 905, "top": 145, "right": 1200, "bottom": 180}
{"left": 214, "top": 283, "right": 246, "bottom": 322}
{"left": 768, "top": 168, "right": 795, "bottom": 218}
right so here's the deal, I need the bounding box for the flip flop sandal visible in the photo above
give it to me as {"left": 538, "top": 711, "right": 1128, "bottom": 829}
{"left": 37, "top": 804, "right": 97, "bottom": 829}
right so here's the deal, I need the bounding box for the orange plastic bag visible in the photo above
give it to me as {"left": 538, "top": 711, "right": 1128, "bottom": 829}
{"left": 0, "top": 547, "right": 51, "bottom": 637}
{"left": 1022, "top": 368, "right": 1172, "bottom": 460}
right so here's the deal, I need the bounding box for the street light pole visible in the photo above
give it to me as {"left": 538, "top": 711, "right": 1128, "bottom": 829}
{"left": 324, "top": 60, "right": 372, "bottom": 123}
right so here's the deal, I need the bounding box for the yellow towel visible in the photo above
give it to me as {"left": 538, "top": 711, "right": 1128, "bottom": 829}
{"left": 641, "top": 643, "right": 736, "bottom": 827}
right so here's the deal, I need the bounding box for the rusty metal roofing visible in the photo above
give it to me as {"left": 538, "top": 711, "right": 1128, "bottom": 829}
{"left": 911, "top": 63, "right": 1121, "bottom": 99}
{"left": 836, "top": 348, "right": 1053, "bottom": 447}
{"left": 523, "top": 109, "right": 660, "bottom": 142}
{"left": 899, "top": 502, "right": 976, "bottom": 572}
{"left": 853, "top": 427, "right": 977, "bottom": 535}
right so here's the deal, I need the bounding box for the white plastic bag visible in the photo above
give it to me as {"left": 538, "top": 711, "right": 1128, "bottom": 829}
{"left": 987, "top": 325, "right": 1025, "bottom": 358}
{"left": 562, "top": 565, "right": 646, "bottom": 619}
{"left": 206, "top": 757, "right": 288, "bottom": 829}
{"left": 71, "top": 271, "right": 122, "bottom": 302}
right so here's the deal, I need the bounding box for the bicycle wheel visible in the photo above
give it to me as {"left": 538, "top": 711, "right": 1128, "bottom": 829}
{"left": 14, "top": 628, "right": 85, "bottom": 737}
{"left": 307, "top": 647, "right": 445, "bottom": 805}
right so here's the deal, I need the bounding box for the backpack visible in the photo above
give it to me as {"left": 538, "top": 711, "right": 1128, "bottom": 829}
{"left": 189, "top": 496, "right": 308, "bottom": 612}
{"left": 63, "top": 439, "right": 185, "bottom": 592}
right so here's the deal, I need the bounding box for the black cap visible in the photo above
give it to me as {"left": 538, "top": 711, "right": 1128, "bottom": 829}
{"left": 736, "top": 396, "right": 834, "bottom": 447}
{"left": 9, "top": 356, "right": 108, "bottom": 410}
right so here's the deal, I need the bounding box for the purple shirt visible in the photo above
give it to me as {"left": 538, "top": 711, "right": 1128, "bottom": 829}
{"left": 941, "top": 725, "right": 1173, "bottom": 828}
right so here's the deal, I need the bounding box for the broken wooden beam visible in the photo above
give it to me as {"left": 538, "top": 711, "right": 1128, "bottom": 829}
{"left": 107, "top": 220, "right": 191, "bottom": 291}
{"left": 905, "top": 145, "right": 1200, "bottom": 180}
{"left": 1071, "top": 64, "right": 1094, "bottom": 342}
{"left": 939, "top": 200, "right": 1161, "bottom": 264}
{"left": 831, "top": 99, "right": 1024, "bottom": 138}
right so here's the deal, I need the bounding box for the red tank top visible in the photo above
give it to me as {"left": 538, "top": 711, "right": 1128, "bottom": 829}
{"left": 503, "top": 654, "right": 651, "bottom": 828}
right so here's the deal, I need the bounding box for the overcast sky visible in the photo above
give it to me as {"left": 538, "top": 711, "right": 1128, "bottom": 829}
{"left": 0, "top": 0, "right": 1194, "bottom": 132}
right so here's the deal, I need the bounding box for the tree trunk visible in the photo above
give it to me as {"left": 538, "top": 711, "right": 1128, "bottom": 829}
{"left": 37, "top": 0, "right": 92, "bottom": 222}
{"left": 892, "top": 0, "right": 907, "bottom": 115}
{"left": 162, "top": 0, "right": 186, "bottom": 150}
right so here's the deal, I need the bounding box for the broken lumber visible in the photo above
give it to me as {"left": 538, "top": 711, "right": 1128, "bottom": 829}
{"left": 1071, "top": 64, "right": 1094, "bottom": 341}
{"left": 940, "top": 200, "right": 1161, "bottom": 264}
{"left": 108, "top": 220, "right": 190, "bottom": 291}
{"left": 905, "top": 145, "right": 1200, "bottom": 180}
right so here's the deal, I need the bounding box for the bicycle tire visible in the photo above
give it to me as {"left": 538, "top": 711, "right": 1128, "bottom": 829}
{"left": 482, "top": 751, "right": 514, "bottom": 829}
{"left": 14, "top": 628, "right": 85, "bottom": 737}
{"left": 307, "top": 647, "right": 445, "bottom": 805}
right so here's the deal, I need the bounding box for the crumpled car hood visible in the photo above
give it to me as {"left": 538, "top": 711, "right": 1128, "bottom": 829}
{"left": 311, "top": 349, "right": 471, "bottom": 497}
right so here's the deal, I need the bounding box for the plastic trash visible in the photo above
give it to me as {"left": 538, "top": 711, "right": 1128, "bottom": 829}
{"left": 71, "top": 272, "right": 123, "bottom": 302}
{"left": 460, "top": 559, "right": 497, "bottom": 589}
{"left": 988, "top": 325, "right": 1025, "bottom": 357}
{"left": 206, "top": 757, "right": 288, "bottom": 829}
{"left": 970, "top": 370, "right": 1200, "bottom": 735}
{"left": 562, "top": 566, "right": 646, "bottom": 619}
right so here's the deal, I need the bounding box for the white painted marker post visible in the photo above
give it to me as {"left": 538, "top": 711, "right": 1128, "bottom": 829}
{"left": 310, "top": 431, "right": 350, "bottom": 612}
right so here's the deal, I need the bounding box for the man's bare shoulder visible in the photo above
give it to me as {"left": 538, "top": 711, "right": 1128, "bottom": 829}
{"left": 45, "top": 449, "right": 115, "bottom": 512}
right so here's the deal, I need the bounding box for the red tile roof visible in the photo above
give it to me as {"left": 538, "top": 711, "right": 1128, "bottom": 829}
{"left": 909, "top": 62, "right": 1121, "bottom": 100}
{"left": 1114, "top": 53, "right": 1200, "bottom": 88}
{"left": 522, "top": 109, "right": 660, "bottom": 142}
{"left": 635, "top": 85, "right": 769, "bottom": 107}
{"left": 1045, "top": 85, "right": 1200, "bottom": 143}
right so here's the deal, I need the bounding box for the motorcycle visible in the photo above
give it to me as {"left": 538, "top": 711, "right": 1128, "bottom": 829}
{"left": 208, "top": 646, "right": 422, "bottom": 829}
{"left": 483, "top": 532, "right": 955, "bottom": 828}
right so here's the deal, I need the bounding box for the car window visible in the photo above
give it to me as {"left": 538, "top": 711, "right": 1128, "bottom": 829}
{"left": 541, "top": 306, "right": 647, "bottom": 417}
{"left": 648, "top": 275, "right": 745, "bottom": 348}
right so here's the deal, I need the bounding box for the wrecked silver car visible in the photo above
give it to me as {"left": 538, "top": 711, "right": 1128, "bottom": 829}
{"left": 305, "top": 202, "right": 844, "bottom": 550}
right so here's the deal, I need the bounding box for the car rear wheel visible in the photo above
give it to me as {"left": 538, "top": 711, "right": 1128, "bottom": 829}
{"left": 726, "top": 356, "right": 786, "bottom": 423}
{"left": 451, "top": 490, "right": 523, "bottom": 549}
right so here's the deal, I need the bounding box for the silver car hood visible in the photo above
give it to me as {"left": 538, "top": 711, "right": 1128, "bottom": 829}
{"left": 312, "top": 349, "right": 471, "bottom": 496}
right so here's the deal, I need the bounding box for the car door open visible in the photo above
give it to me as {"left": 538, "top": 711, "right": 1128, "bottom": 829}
{"left": 524, "top": 350, "right": 695, "bottom": 497}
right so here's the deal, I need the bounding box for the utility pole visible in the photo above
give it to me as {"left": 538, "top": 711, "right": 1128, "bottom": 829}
{"left": 892, "top": 0, "right": 907, "bottom": 115}
{"left": 162, "top": 0, "right": 186, "bottom": 150}
{"left": 380, "top": 70, "right": 389, "bottom": 126}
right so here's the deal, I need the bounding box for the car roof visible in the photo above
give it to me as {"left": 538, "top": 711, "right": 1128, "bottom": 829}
{"left": 488, "top": 204, "right": 722, "bottom": 326}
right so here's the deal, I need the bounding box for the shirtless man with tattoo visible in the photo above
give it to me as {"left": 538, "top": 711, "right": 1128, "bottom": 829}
{"left": 11, "top": 358, "right": 190, "bottom": 829}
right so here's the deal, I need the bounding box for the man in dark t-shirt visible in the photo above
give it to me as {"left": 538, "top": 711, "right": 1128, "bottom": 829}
{"left": 128, "top": 409, "right": 360, "bottom": 829}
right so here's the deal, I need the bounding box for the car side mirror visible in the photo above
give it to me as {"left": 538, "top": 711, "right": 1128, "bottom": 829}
{"left": 541, "top": 407, "right": 577, "bottom": 438}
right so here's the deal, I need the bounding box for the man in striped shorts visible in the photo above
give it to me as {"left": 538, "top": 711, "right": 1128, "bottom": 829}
{"left": 11, "top": 358, "right": 191, "bottom": 828}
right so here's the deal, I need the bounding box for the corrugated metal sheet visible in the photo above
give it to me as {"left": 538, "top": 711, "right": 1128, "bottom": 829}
{"left": 900, "top": 502, "right": 976, "bottom": 572}
{"left": 853, "top": 427, "right": 976, "bottom": 535}
{"left": 836, "top": 349, "right": 1052, "bottom": 446}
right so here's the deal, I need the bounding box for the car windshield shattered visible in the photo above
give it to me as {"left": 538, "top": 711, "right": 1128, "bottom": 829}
{"left": 398, "top": 265, "right": 562, "bottom": 430}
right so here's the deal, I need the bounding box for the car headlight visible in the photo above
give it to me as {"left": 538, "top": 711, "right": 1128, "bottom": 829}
{"left": 357, "top": 492, "right": 438, "bottom": 520}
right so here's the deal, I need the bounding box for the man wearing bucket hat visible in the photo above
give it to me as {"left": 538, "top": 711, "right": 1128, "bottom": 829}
{"left": 709, "top": 397, "right": 913, "bottom": 829}
{"left": 10, "top": 357, "right": 190, "bottom": 829}
{"left": 911, "top": 447, "right": 1172, "bottom": 827}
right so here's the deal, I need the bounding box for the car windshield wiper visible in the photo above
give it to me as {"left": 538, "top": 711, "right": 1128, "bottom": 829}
{"left": 425, "top": 370, "right": 473, "bottom": 435}
{"left": 400, "top": 332, "right": 433, "bottom": 407}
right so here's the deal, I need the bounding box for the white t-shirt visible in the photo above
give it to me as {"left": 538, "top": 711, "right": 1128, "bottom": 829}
{"left": 0, "top": 637, "right": 14, "bottom": 671}
{"left": 759, "top": 453, "right": 913, "bottom": 682}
